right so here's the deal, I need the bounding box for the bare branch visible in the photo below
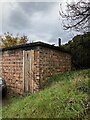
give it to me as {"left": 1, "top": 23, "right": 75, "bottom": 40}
{"left": 59, "top": 0, "right": 90, "bottom": 32}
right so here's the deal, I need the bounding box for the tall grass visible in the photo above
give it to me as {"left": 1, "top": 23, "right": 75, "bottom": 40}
{"left": 1, "top": 69, "right": 90, "bottom": 119}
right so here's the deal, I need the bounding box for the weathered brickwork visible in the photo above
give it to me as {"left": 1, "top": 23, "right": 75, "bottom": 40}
{"left": 33, "top": 48, "right": 40, "bottom": 92}
{"left": 0, "top": 42, "right": 71, "bottom": 95}
{"left": 0, "top": 50, "right": 24, "bottom": 94}
{"left": 0, "top": 51, "right": 2, "bottom": 77}
{"left": 39, "top": 47, "right": 71, "bottom": 88}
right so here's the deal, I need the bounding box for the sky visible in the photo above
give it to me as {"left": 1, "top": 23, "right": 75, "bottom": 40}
{"left": 0, "top": 0, "right": 79, "bottom": 45}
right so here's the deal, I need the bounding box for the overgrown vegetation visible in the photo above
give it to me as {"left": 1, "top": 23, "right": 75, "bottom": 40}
{"left": 62, "top": 32, "right": 90, "bottom": 69}
{"left": 0, "top": 69, "right": 90, "bottom": 119}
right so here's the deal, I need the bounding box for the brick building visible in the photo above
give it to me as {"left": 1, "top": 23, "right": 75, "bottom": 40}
{"left": 0, "top": 42, "right": 71, "bottom": 95}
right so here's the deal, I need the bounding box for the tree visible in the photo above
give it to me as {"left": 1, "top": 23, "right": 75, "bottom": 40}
{"left": 0, "top": 32, "right": 28, "bottom": 48}
{"left": 62, "top": 32, "right": 90, "bottom": 69}
{"left": 59, "top": 0, "right": 90, "bottom": 32}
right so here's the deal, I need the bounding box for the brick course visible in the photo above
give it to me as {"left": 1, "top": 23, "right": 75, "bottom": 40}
{"left": 39, "top": 46, "right": 71, "bottom": 88}
{"left": 0, "top": 50, "right": 23, "bottom": 94}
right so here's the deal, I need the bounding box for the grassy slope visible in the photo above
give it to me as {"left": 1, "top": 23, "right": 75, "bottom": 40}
{"left": 1, "top": 69, "right": 90, "bottom": 119}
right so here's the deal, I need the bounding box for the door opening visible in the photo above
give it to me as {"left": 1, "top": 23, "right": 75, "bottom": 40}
{"left": 24, "top": 51, "right": 31, "bottom": 93}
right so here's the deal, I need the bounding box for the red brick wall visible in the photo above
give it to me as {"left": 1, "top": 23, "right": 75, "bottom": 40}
{"left": 33, "top": 48, "right": 40, "bottom": 92}
{"left": 0, "top": 50, "right": 24, "bottom": 94}
{"left": 38, "top": 47, "right": 71, "bottom": 88}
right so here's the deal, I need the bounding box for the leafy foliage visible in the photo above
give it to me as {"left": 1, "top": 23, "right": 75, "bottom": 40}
{"left": 0, "top": 32, "right": 28, "bottom": 48}
{"left": 62, "top": 32, "right": 90, "bottom": 69}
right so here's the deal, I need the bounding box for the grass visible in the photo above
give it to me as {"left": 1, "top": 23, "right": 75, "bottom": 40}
{"left": 1, "top": 69, "right": 90, "bottom": 119}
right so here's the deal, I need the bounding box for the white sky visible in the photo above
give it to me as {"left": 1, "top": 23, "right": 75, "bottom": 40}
{"left": 0, "top": 0, "right": 79, "bottom": 45}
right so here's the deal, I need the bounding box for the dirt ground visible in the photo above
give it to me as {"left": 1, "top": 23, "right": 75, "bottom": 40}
{"left": 0, "top": 99, "right": 2, "bottom": 107}
{"left": 0, "top": 96, "right": 10, "bottom": 107}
